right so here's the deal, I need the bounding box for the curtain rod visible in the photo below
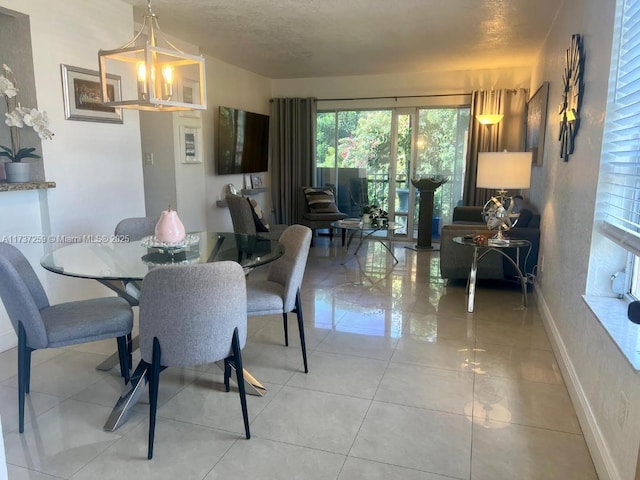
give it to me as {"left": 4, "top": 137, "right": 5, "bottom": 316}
{"left": 314, "top": 93, "right": 470, "bottom": 102}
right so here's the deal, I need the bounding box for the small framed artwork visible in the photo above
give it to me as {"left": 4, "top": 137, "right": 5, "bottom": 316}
{"left": 250, "top": 174, "right": 263, "bottom": 189}
{"left": 526, "top": 81, "right": 550, "bottom": 166}
{"left": 61, "top": 64, "right": 123, "bottom": 123}
{"left": 179, "top": 125, "right": 202, "bottom": 164}
{"left": 178, "top": 78, "right": 201, "bottom": 118}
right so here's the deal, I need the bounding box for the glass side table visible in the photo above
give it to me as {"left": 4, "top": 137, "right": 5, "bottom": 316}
{"left": 452, "top": 236, "right": 532, "bottom": 313}
{"left": 331, "top": 220, "right": 401, "bottom": 264}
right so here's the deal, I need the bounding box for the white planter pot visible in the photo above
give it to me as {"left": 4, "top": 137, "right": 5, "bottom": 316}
{"left": 4, "top": 162, "right": 30, "bottom": 183}
{"left": 362, "top": 213, "right": 371, "bottom": 224}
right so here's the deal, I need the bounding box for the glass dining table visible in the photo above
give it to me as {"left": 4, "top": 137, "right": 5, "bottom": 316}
{"left": 40, "top": 231, "right": 284, "bottom": 431}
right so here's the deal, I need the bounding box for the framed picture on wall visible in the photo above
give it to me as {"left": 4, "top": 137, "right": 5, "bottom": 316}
{"left": 61, "top": 64, "right": 123, "bottom": 123}
{"left": 178, "top": 78, "right": 201, "bottom": 118}
{"left": 179, "top": 125, "right": 202, "bottom": 164}
{"left": 250, "top": 174, "right": 263, "bottom": 189}
{"left": 526, "top": 82, "right": 550, "bottom": 166}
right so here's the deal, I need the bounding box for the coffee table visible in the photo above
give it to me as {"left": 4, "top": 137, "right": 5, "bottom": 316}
{"left": 331, "top": 220, "right": 401, "bottom": 264}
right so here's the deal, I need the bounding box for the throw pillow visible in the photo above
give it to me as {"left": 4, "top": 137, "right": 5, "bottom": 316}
{"left": 247, "top": 198, "right": 270, "bottom": 232}
{"left": 304, "top": 187, "right": 339, "bottom": 213}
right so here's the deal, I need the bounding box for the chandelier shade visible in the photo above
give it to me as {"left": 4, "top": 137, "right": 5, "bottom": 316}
{"left": 98, "top": 1, "right": 206, "bottom": 111}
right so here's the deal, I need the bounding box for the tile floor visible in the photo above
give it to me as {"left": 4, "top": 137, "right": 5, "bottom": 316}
{"left": 0, "top": 238, "right": 598, "bottom": 479}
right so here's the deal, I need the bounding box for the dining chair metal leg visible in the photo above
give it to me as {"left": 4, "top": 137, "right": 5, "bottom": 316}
{"left": 294, "top": 290, "right": 308, "bottom": 374}
{"left": 17, "top": 322, "right": 29, "bottom": 433}
{"left": 230, "top": 327, "right": 250, "bottom": 439}
{"left": 116, "top": 336, "right": 130, "bottom": 384}
{"left": 147, "top": 337, "right": 162, "bottom": 460}
{"left": 282, "top": 314, "right": 289, "bottom": 346}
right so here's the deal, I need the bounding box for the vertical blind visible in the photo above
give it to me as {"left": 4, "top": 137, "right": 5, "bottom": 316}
{"left": 599, "top": 0, "right": 640, "bottom": 257}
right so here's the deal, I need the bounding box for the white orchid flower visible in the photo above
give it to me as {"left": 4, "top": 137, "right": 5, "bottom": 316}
{"left": 5, "top": 109, "right": 24, "bottom": 128}
{"left": 1, "top": 64, "right": 54, "bottom": 161}
{"left": 0, "top": 76, "right": 18, "bottom": 98}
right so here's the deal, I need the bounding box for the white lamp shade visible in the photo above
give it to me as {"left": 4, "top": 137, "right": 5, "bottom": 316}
{"left": 477, "top": 152, "right": 532, "bottom": 189}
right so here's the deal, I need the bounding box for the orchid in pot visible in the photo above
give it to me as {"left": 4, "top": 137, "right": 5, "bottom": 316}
{"left": 0, "top": 64, "right": 53, "bottom": 182}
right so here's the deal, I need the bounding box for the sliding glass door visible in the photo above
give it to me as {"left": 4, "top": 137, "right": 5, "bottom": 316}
{"left": 316, "top": 105, "right": 469, "bottom": 241}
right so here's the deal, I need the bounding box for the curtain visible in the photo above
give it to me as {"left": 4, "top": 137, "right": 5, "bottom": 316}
{"left": 270, "top": 98, "right": 316, "bottom": 224}
{"left": 463, "top": 88, "right": 528, "bottom": 206}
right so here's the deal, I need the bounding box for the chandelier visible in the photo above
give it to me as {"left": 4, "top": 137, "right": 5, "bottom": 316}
{"left": 98, "top": 1, "right": 206, "bottom": 111}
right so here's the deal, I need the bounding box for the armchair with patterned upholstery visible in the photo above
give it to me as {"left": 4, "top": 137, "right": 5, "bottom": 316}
{"left": 299, "top": 186, "right": 347, "bottom": 244}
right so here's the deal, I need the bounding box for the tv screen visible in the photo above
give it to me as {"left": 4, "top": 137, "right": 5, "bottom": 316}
{"left": 217, "top": 106, "right": 269, "bottom": 174}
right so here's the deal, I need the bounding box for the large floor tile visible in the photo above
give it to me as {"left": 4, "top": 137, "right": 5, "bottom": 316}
{"left": 472, "top": 375, "right": 581, "bottom": 433}
{"left": 392, "top": 336, "right": 475, "bottom": 372}
{"left": 7, "top": 464, "right": 60, "bottom": 480}
{"left": 240, "top": 343, "right": 304, "bottom": 386}
{"left": 471, "top": 420, "right": 597, "bottom": 479}
{"left": 402, "top": 312, "right": 475, "bottom": 342}
{"left": 475, "top": 318, "right": 552, "bottom": 350}
{"left": 287, "top": 350, "right": 387, "bottom": 399}
{"left": 375, "top": 363, "right": 474, "bottom": 415}
{"left": 350, "top": 401, "right": 471, "bottom": 479}
{"left": 4, "top": 399, "right": 123, "bottom": 478}
{"left": 0, "top": 349, "right": 64, "bottom": 384}
{"left": 1, "top": 351, "right": 117, "bottom": 399}
{"left": 157, "top": 370, "right": 280, "bottom": 433}
{"left": 251, "top": 386, "right": 370, "bottom": 454}
{"left": 474, "top": 342, "right": 563, "bottom": 384}
{"left": 204, "top": 437, "right": 345, "bottom": 480}
{"left": 338, "top": 458, "right": 457, "bottom": 480}
{"left": 0, "top": 385, "right": 61, "bottom": 435}
{"left": 70, "top": 418, "right": 238, "bottom": 480}
{"left": 316, "top": 330, "right": 399, "bottom": 361}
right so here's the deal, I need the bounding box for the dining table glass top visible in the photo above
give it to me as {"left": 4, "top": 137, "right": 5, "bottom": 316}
{"left": 40, "top": 232, "right": 284, "bottom": 281}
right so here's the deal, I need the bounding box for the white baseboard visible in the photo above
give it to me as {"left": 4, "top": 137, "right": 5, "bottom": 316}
{"left": 0, "top": 329, "right": 16, "bottom": 354}
{"left": 535, "top": 291, "right": 620, "bottom": 480}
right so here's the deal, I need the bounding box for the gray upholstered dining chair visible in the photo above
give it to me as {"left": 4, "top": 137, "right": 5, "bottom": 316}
{"left": 245, "top": 224, "right": 312, "bottom": 373}
{"left": 226, "top": 194, "right": 287, "bottom": 241}
{"left": 138, "top": 261, "right": 250, "bottom": 459}
{"left": 0, "top": 242, "right": 133, "bottom": 433}
{"left": 113, "top": 215, "right": 159, "bottom": 304}
{"left": 114, "top": 216, "right": 158, "bottom": 241}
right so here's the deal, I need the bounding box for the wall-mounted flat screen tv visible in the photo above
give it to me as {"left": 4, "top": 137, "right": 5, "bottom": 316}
{"left": 216, "top": 106, "right": 269, "bottom": 174}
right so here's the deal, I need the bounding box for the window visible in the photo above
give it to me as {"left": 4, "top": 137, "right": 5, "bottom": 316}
{"left": 596, "top": 0, "right": 640, "bottom": 298}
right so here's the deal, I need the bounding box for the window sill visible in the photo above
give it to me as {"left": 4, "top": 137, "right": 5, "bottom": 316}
{"left": 583, "top": 295, "right": 640, "bottom": 371}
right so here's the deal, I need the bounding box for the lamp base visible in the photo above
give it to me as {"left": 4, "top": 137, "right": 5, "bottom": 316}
{"left": 482, "top": 192, "right": 520, "bottom": 239}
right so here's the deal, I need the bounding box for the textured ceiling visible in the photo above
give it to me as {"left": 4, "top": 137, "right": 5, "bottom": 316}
{"left": 119, "top": 0, "right": 561, "bottom": 79}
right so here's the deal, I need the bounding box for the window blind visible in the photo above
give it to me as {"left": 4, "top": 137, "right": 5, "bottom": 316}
{"left": 599, "top": 0, "right": 640, "bottom": 257}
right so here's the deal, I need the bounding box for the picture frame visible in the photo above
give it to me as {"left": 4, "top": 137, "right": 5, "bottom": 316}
{"left": 250, "top": 174, "right": 263, "bottom": 189}
{"left": 178, "top": 78, "right": 202, "bottom": 118}
{"left": 61, "top": 64, "right": 123, "bottom": 123}
{"left": 179, "top": 125, "right": 202, "bottom": 164}
{"left": 525, "top": 81, "right": 549, "bottom": 166}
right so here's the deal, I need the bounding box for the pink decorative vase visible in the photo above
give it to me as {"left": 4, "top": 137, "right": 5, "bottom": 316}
{"left": 155, "top": 207, "right": 185, "bottom": 243}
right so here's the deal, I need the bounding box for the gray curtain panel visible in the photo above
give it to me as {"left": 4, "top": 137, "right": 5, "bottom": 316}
{"left": 463, "top": 88, "right": 528, "bottom": 206}
{"left": 270, "top": 98, "right": 317, "bottom": 225}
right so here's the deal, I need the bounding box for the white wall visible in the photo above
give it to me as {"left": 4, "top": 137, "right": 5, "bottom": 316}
{"left": 530, "top": 1, "right": 640, "bottom": 479}
{"left": 0, "top": 0, "right": 145, "bottom": 349}
{"left": 271, "top": 66, "right": 532, "bottom": 101}
{"left": 202, "top": 57, "right": 272, "bottom": 232}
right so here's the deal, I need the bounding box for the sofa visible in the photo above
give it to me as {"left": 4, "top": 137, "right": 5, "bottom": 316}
{"left": 439, "top": 197, "right": 540, "bottom": 281}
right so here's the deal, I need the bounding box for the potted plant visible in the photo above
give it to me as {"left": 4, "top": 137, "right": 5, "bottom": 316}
{"left": 362, "top": 204, "right": 388, "bottom": 226}
{"left": 0, "top": 64, "right": 53, "bottom": 183}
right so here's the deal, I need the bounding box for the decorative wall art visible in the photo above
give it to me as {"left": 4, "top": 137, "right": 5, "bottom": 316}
{"left": 558, "top": 34, "right": 584, "bottom": 161}
{"left": 178, "top": 78, "right": 201, "bottom": 118}
{"left": 526, "top": 82, "right": 550, "bottom": 166}
{"left": 250, "top": 174, "right": 263, "bottom": 189}
{"left": 179, "top": 125, "right": 202, "bottom": 163}
{"left": 61, "top": 64, "right": 123, "bottom": 123}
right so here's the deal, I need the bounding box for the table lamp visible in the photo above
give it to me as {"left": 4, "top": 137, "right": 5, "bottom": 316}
{"left": 476, "top": 151, "right": 532, "bottom": 242}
